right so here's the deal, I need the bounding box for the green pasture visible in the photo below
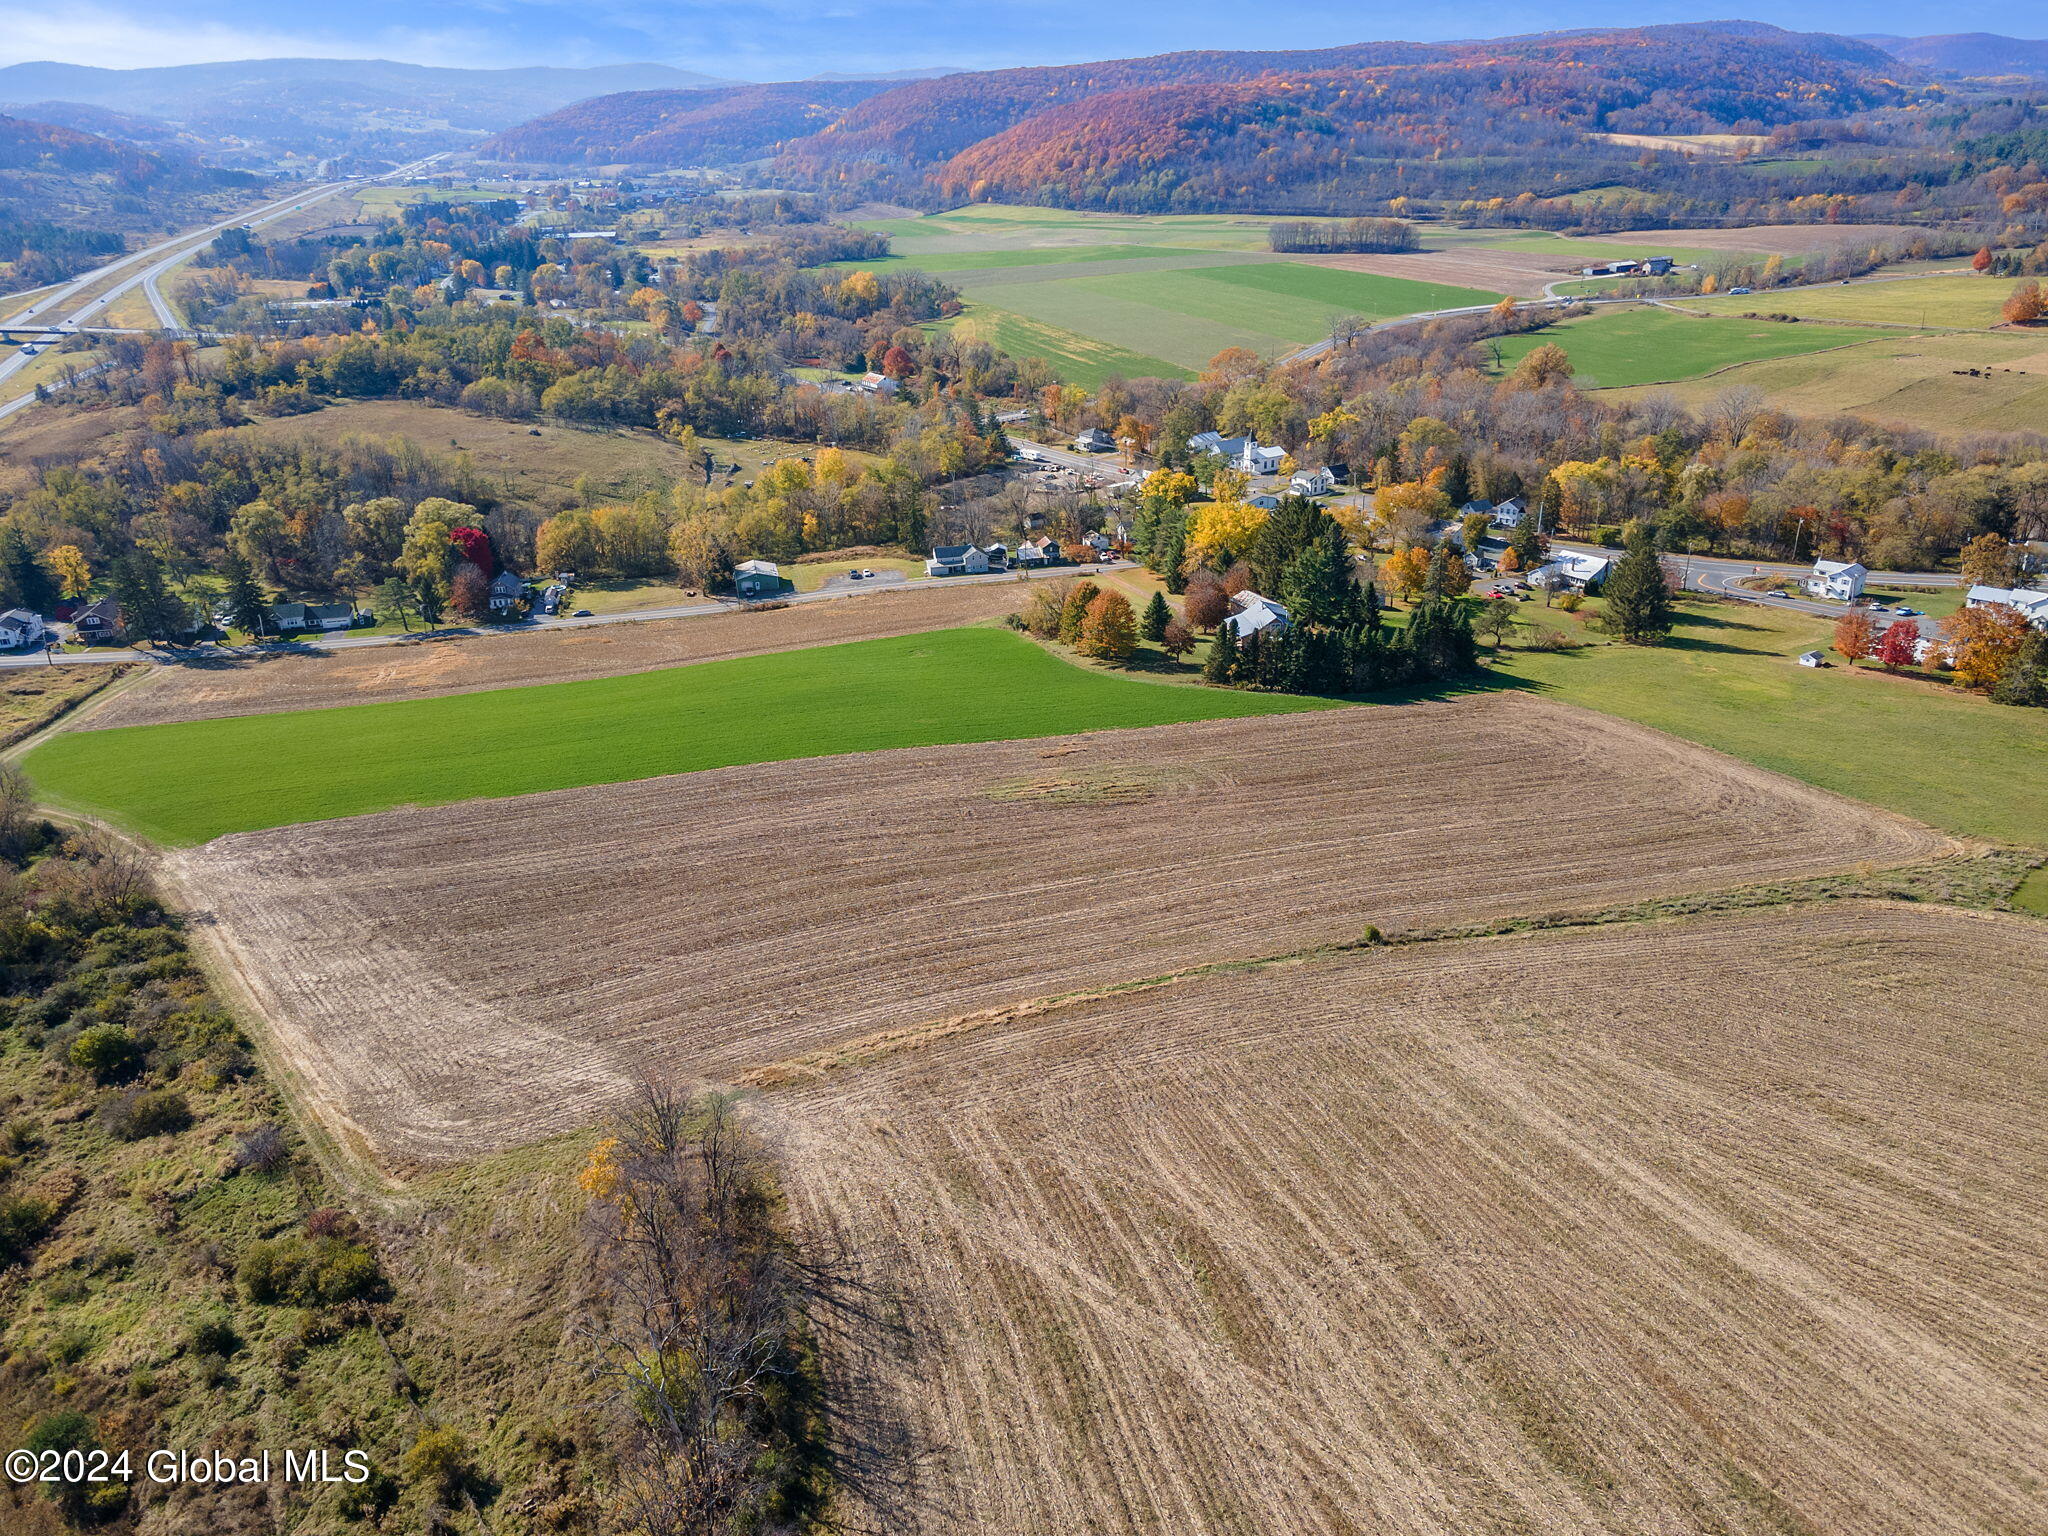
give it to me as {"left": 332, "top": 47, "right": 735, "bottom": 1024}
{"left": 26, "top": 628, "right": 1332, "bottom": 845}
{"left": 1489, "top": 599, "right": 2047, "bottom": 848}
{"left": 1687, "top": 273, "right": 2013, "bottom": 330}
{"left": 1491, "top": 305, "right": 1899, "bottom": 388}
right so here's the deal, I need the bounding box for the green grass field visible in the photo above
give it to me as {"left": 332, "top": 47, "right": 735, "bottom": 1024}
{"left": 1488, "top": 598, "right": 2047, "bottom": 848}
{"left": 1688, "top": 274, "right": 2013, "bottom": 330}
{"left": 1493, "top": 305, "right": 1899, "bottom": 389}
{"left": 939, "top": 304, "right": 1190, "bottom": 385}
{"left": 26, "top": 628, "right": 1332, "bottom": 845}
{"left": 1604, "top": 331, "right": 2048, "bottom": 433}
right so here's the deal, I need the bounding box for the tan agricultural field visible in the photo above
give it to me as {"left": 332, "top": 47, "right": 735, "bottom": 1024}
{"left": 771, "top": 902, "right": 2048, "bottom": 1536}
{"left": 1605, "top": 223, "right": 1923, "bottom": 255}
{"left": 85, "top": 583, "right": 1028, "bottom": 728}
{"left": 1299, "top": 247, "right": 1565, "bottom": 298}
{"left": 168, "top": 697, "right": 1948, "bottom": 1163}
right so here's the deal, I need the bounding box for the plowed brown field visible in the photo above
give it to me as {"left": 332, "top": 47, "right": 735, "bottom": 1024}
{"left": 1299, "top": 248, "right": 1567, "bottom": 297}
{"left": 769, "top": 903, "right": 2048, "bottom": 1536}
{"left": 168, "top": 696, "right": 1947, "bottom": 1163}
{"left": 85, "top": 582, "right": 1029, "bottom": 729}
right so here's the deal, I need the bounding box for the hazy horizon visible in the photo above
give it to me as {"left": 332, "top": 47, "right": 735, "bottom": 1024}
{"left": 0, "top": 4, "right": 2036, "bottom": 82}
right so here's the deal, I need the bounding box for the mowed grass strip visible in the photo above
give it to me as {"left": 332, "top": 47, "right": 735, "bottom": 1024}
{"left": 25, "top": 627, "right": 1330, "bottom": 845}
{"left": 1494, "top": 305, "right": 1897, "bottom": 388}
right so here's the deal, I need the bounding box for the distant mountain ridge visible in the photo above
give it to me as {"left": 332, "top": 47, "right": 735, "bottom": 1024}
{"left": 1859, "top": 32, "right": 2048, "bottom": 78}
{"left": 479, "top": 21, "right": 1934, "bottom": 212}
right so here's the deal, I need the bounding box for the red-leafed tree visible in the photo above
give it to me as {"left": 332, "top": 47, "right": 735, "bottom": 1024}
{"left": 1875, "top": 618, "right": 1920, "bottom": 672}
{"left": 880, "top": 345, "right": 914, "bottom": 379}
{"left": 1181, "top": 572, "right": 1229, "bottom": 630}
{"left": 449, "top": 525, "right": 495, "bottom": 577}
{"left": 1972, "top": 246, "right": 1994, "bottom": 273}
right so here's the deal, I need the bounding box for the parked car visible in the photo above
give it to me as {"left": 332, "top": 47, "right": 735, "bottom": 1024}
{"left": 1896, "top": 607, "right": 1922, "bottom": 617}
{"left": 572, "top": 608, "right": 592, "bottom": 617}
{"left": 861, "top": 568, "right": 876, "bottom": 578}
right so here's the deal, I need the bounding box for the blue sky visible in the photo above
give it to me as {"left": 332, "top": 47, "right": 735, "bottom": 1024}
{"left": 0, "top": 1, "right": 2032, "bottom": 77}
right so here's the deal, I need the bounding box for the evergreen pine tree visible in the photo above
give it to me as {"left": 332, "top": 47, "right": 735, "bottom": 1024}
{"left": 1203, "top": 616, "right": 1239, "bottom": 685}
{"left": 1602, "top": 528, "right": 1676, "bottom": 644}
{"left": 1990, "top": 630, "right": 2048, "bottom": 707}
{"left": 0, "top": 528, "right": 56, "bottom": 614}
{"left": 1362, "top": 580, "right": 1383, "bottom": 636}
{"left": 1154, "top": 511, "right": 1189, "bottom": 594}
{"left": 1508, "top": 519, "right": 1544, "bottom": 572}
{"left": 1140, "top": 590, "right": 1171, "bottom": 643}
{"left": 220, "top": 547, "right": 272, "bottom": 637}
{"left": 108, "top": 550, "right": 187, "bottom": 644}
{"left": 1279, "top": 528, "right": 1361, "bottom": 628}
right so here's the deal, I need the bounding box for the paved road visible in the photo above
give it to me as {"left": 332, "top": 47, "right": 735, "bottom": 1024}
{"left": 0, "top": 559, "right": 1131, "bottom": 671}
{"left": 0, "top": 154, "right": 445, "bottom": 421}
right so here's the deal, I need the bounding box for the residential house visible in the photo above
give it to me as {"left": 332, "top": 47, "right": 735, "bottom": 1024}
{"left": 984, "top": 542, "right": 1011, "bottom": 568}
{"left": 268, "top": 601, "right": 355, "bottom": 634}
{"left": 1245, "top": 492, "right": 1283, "bottom": 511}
{"left": 1527, "top": 552, "right": 1615, "bottom": 590}
{"left": 1081, "top": 531, "right": 1113, "bottom": 559}
{"left": 1074, "top": 427, "right": 1115, "bottom": 453}
{"left": 0, "top": 609, "right": 44, "bottom": 649}
{"left": 1460, "top": 498, "right": 1495, "bottom": 522}
{"left": 1222, "top": 591, "right": 1290, "bottom": 639}
{"left": 1290, "top": 466, "right": 1337, "bottom": 497}
{"left": 72, "top": 598, "right": 121, "bottom": 644}
{"left": 1804, "top": 559, "right": 1867, "bottom": 601}
{"left": 1015, "top": 537, "right": 1058, "bottom": 568}
{"left": 926, "top": 544, "right": 991, "bottom": 578}
{"left": 1489, "top": 498, "right": 1528, "bottom": 530}
{"left": 1966, "top": 584, "right": 2048, "bottom": 627}
{"left": 734, "top": 559, "right": 783, "bottom": 599}
{"left": 488, "top": 571, "right": 530, "bottom": 613}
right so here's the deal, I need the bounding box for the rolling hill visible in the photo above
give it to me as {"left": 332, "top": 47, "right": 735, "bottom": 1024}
{"left": 479, "top": 80, "right": 899, "bottom": 167}
{"left": 478, "top": 23, "right": 1932, "bottom": 209}
{"left": 1861, "top": 32, "right": 2048, "bottom": 79}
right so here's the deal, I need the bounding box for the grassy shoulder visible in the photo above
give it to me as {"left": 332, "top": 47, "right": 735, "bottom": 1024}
{"left": 24, "top": 627, "right": 1334, "bottom": 845}
{"left": 1483, "top": 595, "right": 2047, "bottom": 847}
{"left": 0, "top": 821, "right": 607, "bottom": 1535}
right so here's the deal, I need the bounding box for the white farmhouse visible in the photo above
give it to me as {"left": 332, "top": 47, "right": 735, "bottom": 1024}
{"left": 0, "top": 609, "right": 44, "bottom": 649}
{"left": 1804, "top": 559, "right": 1867, "bottom": 601}
{"left": 1221, "top": 591, "right": 1290, "bottom": 639}
{"left": 1966, "top": 584, "right": 2048, "bottom": 627}
{"left": 1290, "top": 466, "right": 1337, "bottom": 497}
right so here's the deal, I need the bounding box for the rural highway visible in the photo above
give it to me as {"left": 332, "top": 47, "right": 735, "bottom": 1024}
{"left": 0, "top": 153, "right": 446, "bottom": 422}
{"left": 0, "top": 557, "right": 1133, "bottom": 671}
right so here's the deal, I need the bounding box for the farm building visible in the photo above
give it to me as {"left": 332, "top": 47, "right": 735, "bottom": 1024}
{"left": 1966, "top": 585, "right": 2048, "bottom": 627}
{"left": 1805, "top": 560, "right": 1868, "bottom": 601}
{"left": 0, "top": 609, "right": 45, "bottom": 649}
{"left": 859, "top": 372, "right": 900, "bottom": 396}
{"left": 1222, "top": 591, "right": 1290, "bottom": 639}
{"left": 1797, "top": 650, "right": 1826, "bottom": 667}
{"left": 734, "top": 560, "right": 784, "bottom": 599}
{"left": 927, "top": 545, "right": 991, "bottom": 578}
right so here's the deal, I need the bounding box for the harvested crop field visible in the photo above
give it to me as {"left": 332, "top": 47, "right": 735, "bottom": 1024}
{"left": 84, "top": 582, "right": 1030, "bottom": 729}
{"left": 1603, "top": 223, "right": 1922, "bottom": 255}
{"left": 769, "top": 903, "right": 2048, "bottom": 1536}
{"left": 168, "top": 695, "right": 1948, "bottom": 1163}
{"left": 1298, "top": 247, "right": 1567, "bottom": 298}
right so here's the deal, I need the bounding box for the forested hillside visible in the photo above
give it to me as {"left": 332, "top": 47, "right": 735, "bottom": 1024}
{"left": 479, "top": 23, "right": 1945, "bottom": 214}
{"left": 0, "top": 115, "right": 260, "bottom": 292}
{"left": 480, "top": 81, "right": 897, "bottom": 167}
